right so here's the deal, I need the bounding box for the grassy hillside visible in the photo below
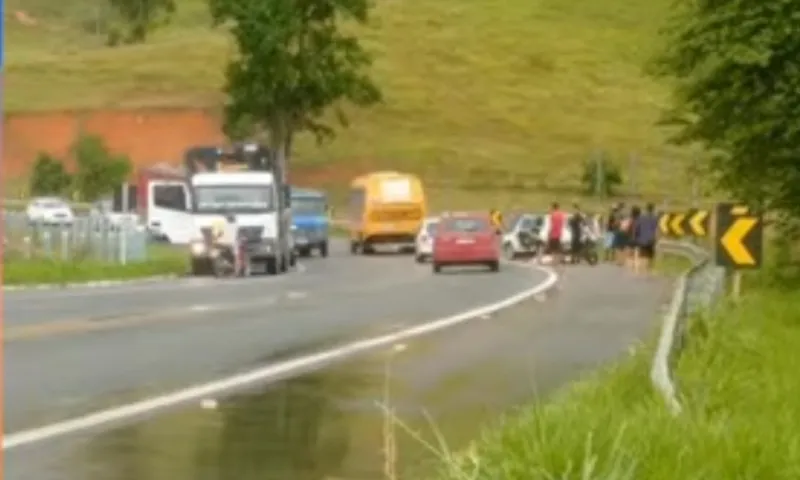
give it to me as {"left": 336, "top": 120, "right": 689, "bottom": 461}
{"left": 4, "top": 0, "right": 701, "bottom": 209}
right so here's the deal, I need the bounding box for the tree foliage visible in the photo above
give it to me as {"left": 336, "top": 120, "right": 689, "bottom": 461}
{"left": 29, "top": 153, "right": 73, "bottom": 197}
{"left": 71, "top": 134, "right": 133, "bottom": 202}
{"left": 580, "top": 155, "right": 623, "bottom": 197}
{"left": 653, "top": 0, "right": 800, "bottom": 217}
{"left": 208, "top": 0, "right": 382, "bottom": 171}
{"left": 106, "top": 0, "right": 176, "bottom": 45}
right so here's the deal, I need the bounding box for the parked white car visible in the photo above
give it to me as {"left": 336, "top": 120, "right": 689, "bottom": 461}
{"left": 414, "top": 216, "right": 440, "bottom": 263}
{"left": 25, "top": 197, "right": 75, "bottom": 226}
{"left": 89, "top": 199, "right": 139, "bottom": 231}
{"left": 501, "top": 213, "right": 544, "bottom": 259}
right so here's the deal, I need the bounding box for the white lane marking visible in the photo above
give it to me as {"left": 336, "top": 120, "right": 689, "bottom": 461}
{"left": 286, "top": 291, "right": 307, "bottom": 300}
{"left": 3, "top": 265, "right": 557, "bottom": 450}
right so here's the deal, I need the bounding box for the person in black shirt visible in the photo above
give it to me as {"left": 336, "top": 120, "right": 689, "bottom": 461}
{"left": 568, "top": 204, "right": 585, "bottom": 263}
{"left": 603, "top": 204, "right": 617, "bottom": 262}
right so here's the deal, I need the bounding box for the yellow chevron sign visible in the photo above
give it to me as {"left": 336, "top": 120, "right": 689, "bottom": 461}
{"left": 658, "top": 213, "right": 671, "bottom": 236}
{"left": 687, "top": 209, "right": 709, "bottom": 237}
{"left": 669, "top": 212, "right": 686, "bottom": 237}
{"left": 721, "top": 217, "right": 757, "bottom": 265}
{"left": 714, "top": 203, "right": 763, "bottom": 269}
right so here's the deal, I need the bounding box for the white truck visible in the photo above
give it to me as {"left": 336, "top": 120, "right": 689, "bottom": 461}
{"left": 185, "top": 144, "right": 295, "bottom": 276}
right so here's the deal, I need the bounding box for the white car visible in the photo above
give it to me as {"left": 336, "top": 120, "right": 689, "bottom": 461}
{"left": 414, "top": 216, "right": 440, "bottom": 263}
{"left": 501, "top": 213, "right": 544, "bottom": 259}
{"left": 25, "top": 197, "right": 75, "bottom": 226}
{"left": 89, "top": 199, "right": 139, "bottom": 231}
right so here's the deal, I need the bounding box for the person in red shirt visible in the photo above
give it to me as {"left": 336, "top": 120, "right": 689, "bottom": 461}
{"left": 547, "top": 202, "right": 566, "bottom": 268}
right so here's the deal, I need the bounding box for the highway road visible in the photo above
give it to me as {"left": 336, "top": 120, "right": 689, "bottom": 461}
{"left": 3, "top": 252, "right": 671, "bottom": 480}
{"left": 4, "top": 241, "right": 551, "bottom": 435}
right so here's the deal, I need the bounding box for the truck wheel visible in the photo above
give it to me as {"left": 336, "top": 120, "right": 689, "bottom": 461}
{"left": 489, "top": 261, "right": 500, "bottom": 272}
{"left": 350, "top": 241, "right": 359, "bottom": 255}
{"left": 432, "top": 263, "right": 442, "bottom": 274}
{"left": 265, "top": 259, "right": 279, "bottom": 275}
{"left": 415, "top": 254, "right": 425, "bottom": 264}
{"left": 289, "top": 252, "right": 297, "bottom": 267}
{"left": 319, "top": 241, "right": 329, "bottom": 258}
{"left": 190, "top": 260, "right": 207, "bottom": 276}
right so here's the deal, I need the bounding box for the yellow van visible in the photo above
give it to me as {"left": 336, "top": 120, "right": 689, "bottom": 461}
{"left": 348, "top": 171, "right": 427, "bottom": 254}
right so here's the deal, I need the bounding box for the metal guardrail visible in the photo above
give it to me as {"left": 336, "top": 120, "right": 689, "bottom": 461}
{"left": 3, "top": 211, "right": 149, "bottom": 264}
{"left": 650, "top": 240, "right": 726, "bottom": 414}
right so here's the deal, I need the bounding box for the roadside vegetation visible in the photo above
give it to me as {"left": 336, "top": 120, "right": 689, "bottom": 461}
{"left": 3, "top": 245, "right": 186, "bottom": 286}
{"left": 5, "top": 0, "right": 704, "bottom": 211}
{"left": 421, "top": 255, "right": 800, "bottom": 479}
{"left": 422, "top": 0, "right": 800, "bottom": 475}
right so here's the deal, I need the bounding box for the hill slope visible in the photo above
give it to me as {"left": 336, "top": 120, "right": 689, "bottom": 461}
{"left": 4, "top": 0, "right": 696, "bottom": 208}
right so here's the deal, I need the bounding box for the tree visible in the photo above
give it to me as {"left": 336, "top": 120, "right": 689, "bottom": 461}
{"left": 652, "top": 0, "right": 800, "bottom": 218}
{"left": 71, "top": 134, "right": 133, "bottom": 202}
{"left": 106, "top": 0, "right": 176, "bottom": 45}
{"left": 208, "top": 0, "right": 383, "bottom": 179}
{"left": 580, "top": 154, "right": 623, "bottom": 196}
{"left": 29, "top": 153, "right": 72, "bottom": 197}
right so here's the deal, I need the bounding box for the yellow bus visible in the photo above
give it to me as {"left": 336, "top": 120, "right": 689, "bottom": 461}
{"left": 348, "top": 171, "right": 427, "bottom": 254}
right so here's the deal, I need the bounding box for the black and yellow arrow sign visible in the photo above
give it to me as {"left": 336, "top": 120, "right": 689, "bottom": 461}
{"left": 669, "top": 212, "right": 686, "bottom": 237}
{"left": 684, "top": 208, "right": 710, "bottom": 237}
{"left": 714, "top": 203, "right": 763, "bottom": 269}
{"left": 658, "top": 212, "right": 672, "bottom": 236}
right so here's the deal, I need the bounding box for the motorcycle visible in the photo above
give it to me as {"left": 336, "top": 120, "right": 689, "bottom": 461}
{"left": 570, "top": 236, "right": 599, "bottom": 266}
{"left": 209, "top": 237, "right": 248, "bottom": 278}
{"left": 514, "top": 227, "right": 544, "bottom": 257}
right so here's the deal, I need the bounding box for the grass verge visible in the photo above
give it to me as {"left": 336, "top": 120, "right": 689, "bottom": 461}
{"left": 427, "top": 268, "right": 800, "bottom": 479}
{"left": 2, "top": 246, "right": 186, "bottom": 286}
{"left": 5, "top": 0, "right": 706, "bottom": 202}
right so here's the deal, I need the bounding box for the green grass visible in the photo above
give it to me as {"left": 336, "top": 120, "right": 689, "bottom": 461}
{"left": 2, "top": 245, "right": 187, "bottom": 285}
{"left": 4, "top": 0, "right": 708, "bottom": 208}
{"left": 429, "top": 268, "right": 800, "bottom": 479}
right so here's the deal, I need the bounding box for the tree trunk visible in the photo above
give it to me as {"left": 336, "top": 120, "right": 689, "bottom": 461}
{"left": 268, "top": 120, "right": 292, "bottom": 184}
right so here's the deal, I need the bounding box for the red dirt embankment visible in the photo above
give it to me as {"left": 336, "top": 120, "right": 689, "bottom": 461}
{"left": 2, "top": 108, "right": 225, "bottom": 178}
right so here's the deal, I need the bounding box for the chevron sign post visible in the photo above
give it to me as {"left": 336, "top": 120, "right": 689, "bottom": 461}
{"left": 714, "top": 203, "right": 763, "bottom": 299}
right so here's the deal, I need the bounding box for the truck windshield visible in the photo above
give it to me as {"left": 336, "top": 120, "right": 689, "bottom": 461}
{"left": 194, "top": 185, "right": 273, "bottom": 213}
{"left": 292, "top": 197, "right": 326, "bottom": 216}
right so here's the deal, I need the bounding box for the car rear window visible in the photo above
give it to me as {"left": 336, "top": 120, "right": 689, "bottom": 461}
{"left": 442, "top": 217, "right": 490, "bottom": 233}
{"left": 425, "top": 221, "right": 439, "bottom": 234}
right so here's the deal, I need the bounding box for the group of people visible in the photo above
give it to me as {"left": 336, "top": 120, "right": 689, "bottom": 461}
{"left": 538, "top": 201, "right": 659, "bottom": 274}
{"left": 603, "top": 201, "right": 659, "bottom": 274}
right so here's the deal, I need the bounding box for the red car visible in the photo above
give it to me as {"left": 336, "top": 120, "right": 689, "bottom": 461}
{"left": 432, "top": 212, "right": 501, "bottom": 273}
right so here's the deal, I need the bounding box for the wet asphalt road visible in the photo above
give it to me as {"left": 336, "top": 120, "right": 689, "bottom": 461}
{"left": 3, "top": 259, "right": 671, "bottom": 480}
{"left": 4, "top": 241, "right": 548, "bottom": 433}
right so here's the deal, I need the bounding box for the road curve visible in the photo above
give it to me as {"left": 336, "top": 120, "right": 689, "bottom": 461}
{"left": 4, "top": 240, "right": 549, "bottom": 433}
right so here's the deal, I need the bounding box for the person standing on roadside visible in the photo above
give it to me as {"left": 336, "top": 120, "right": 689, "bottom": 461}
{"left": 568, "top": 203, "right": 585, "bottom": 264}
{"left": 633, "top": 203, "right": 659, "bottom": 274}
{"left": 612, "top": 202, "right": 627, "bottom": 265}
{"left": 540, "top": 202, "right": 567, "bottom": 274}
{"left": 622, "top": 205, "right": 641, "bottom": 271}
{"left": 604, "top": 204, "right": 618, "bottom": 262}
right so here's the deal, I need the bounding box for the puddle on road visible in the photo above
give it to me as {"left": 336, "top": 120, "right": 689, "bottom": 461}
{"left": 56, "top": 290, "right": 599, "bottom": 480}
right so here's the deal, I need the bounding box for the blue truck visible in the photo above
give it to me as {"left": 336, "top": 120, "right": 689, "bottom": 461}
{"left": 290, "top": 187, "right": 329, "bottom": 257}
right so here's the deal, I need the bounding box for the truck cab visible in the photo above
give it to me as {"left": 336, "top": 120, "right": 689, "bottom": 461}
{"left": 186, "top": 144, "right": 294, "bottom": 275}
{"left": 290, "top": 187, "right": 329, "bottom": 258}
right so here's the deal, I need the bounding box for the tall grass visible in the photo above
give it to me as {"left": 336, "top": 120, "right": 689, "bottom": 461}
{"left": 421, "top": 267, "right": 800, "bottom": 479}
